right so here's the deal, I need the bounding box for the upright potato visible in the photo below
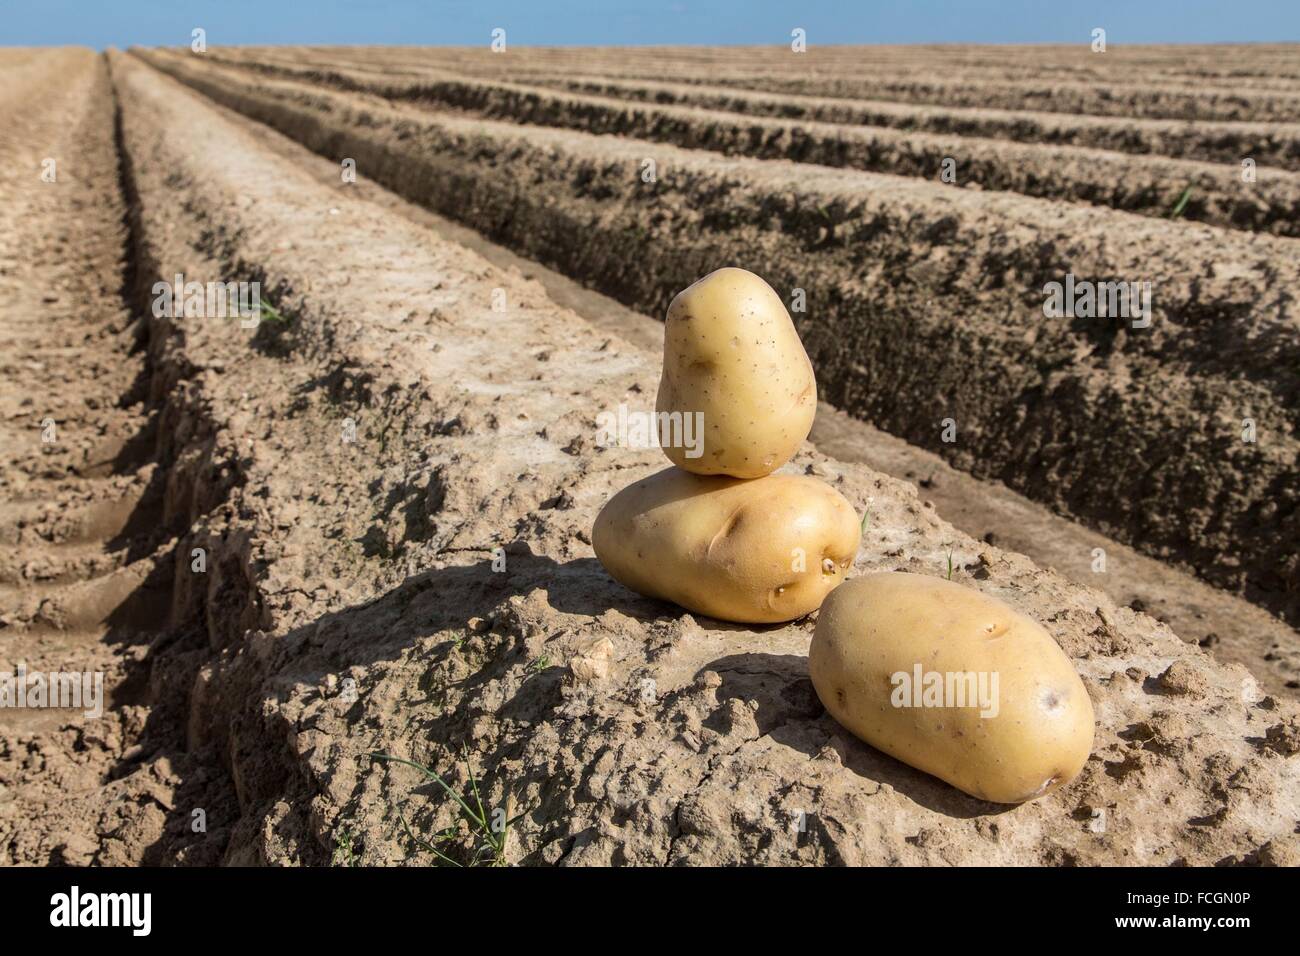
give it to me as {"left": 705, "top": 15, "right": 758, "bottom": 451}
{"left": 657, "top": 267, "right": 816, "bottom": 479}
{"left": 592, "top": 467, "right": 860, "bottom": 624}
{"left": 810, "top": 572, "right": 1095, "bottom": 803}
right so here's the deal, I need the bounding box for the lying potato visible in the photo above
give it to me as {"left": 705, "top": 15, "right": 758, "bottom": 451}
{"left": 593, "top": 467, "right": 860, "bottom": 624}
{"left": 810, "top": 572, "right": 1095, "bottom": 803}
{"left": 657, "top": 267, "right": 816, "bottom": 479}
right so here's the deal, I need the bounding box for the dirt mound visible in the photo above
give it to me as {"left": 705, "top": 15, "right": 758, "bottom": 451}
{"left": 266, "top": 43, "right": 1300, "bottom": 121}
{"left": 72, "top": 52, "right": 1298, "bottom": 865}
{"left": 137, "top": 50, "right": 1300, "bottom": 625}
{"left": 208, "top": 45, "right": 1300, "bottom": 170}
{"left": 473, "top": 46, "right": 1300, "bottom": 122}
{"left": 4, "top": 46, "right": 1296, "bottom": 868}
{"left": 509, "top": 73, "right": 1300, "bottom": 172}
{"left": 0, "top": 49, "right": 238, "bottom": 866}
{"left": 198, "top": 50, "right": 1300, "bottom": 234}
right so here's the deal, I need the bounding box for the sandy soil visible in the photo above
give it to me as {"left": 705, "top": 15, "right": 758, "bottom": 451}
{"left": 312, "top": 170, "right": 1299, "bottom": 700}
{"left": 1, "top": 45, "right": 1297, "bottom": 867}
{"left": 445, "top": 45, "right": 1300, "bottom": 121}
{"left": 499, "top": 74, "right": 1300, "bottom": 171}
{"left": 0, "top": 49, "right": 229, "bottom": 865}
{"left": 198, "top": 50, "right": 1300, "bottom": 234}
{"left": 139, "top": 49, "right": 1300, "bottom": 626}
{"left": 248, "top": 43, "right": 1300, "bottom": 120}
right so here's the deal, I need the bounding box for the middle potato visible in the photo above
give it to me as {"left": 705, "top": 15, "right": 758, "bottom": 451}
{"left": 592, "top": 466, "right": 861, "bottom": 624}
{"left": 657, "top": 267, "right": 817, "bottom": 479}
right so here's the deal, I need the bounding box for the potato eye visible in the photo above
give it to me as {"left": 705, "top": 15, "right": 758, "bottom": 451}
{"left": 821, "top": 557, "right": 836, "bottom": 574}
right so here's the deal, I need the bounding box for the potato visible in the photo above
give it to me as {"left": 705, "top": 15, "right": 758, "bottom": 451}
{"left": 810, "top": 572, "right": 1094, "bottom": 803}
{"left": 656, "top": 267, "right": 816, "bottom": 479}
{"left": 592, "top": 467, "right": 860, "bottom": 624}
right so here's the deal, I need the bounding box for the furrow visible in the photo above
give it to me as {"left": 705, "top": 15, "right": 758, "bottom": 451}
{"left": 242, "top": 44, "right": 1300, "bottom": 122}
{"left": 138, "top": 48, "right": 1300, "bottom": 626}
{"left": 200, "top": 50, "right": 1300, "bottom": 235}
{"left": 95, "top": 49, "right": 1300, "bottom": 868}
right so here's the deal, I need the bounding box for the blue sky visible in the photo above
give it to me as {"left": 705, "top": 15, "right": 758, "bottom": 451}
{"left": 2, "top": 0, "right": 1298, "bottom": 49}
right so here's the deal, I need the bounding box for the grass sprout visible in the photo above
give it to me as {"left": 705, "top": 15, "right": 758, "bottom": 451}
{"left": 331, "top": 826, "right": 359, "bottom": 867}
{"left": 369, "top": 748, "right": 526, "bottom": 867}
{"left": 258, "top": 298, "right": 291, "bottom": 323}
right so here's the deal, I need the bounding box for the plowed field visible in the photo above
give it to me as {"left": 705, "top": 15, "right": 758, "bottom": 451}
{"left": 2, "top": 44, "right": 1297, "bottom": 866}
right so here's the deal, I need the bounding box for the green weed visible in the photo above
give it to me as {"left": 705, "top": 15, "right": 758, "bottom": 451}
{"left": 369, "top": 748, "right": 527, "bottom": 867}
{"left": 331, "top": 826, "right": 359, "bottom": 867}
{"left": 258, "top": 298, "right": 291, "bottom": 324}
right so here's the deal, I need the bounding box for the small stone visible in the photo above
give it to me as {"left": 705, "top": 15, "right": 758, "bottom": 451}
{"left": 570, "top": 636, "right": 615, "bottom": 683}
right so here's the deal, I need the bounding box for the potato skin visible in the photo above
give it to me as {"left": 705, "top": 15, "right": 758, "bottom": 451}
{"left": 592, "top": 467, "right": 860, "bottom": 624}
{"left": 810, "top": 572, "right": 1095, "bottom": 803}
{"left": 657, "top": 267, "right": 816, "bottom": 479}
